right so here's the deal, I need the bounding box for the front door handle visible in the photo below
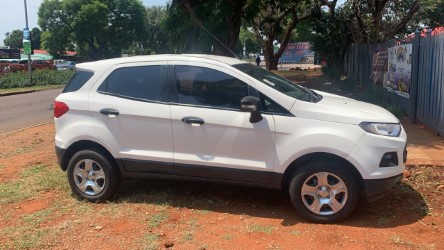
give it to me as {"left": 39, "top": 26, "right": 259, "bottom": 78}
{"left": 100, "top": 108, "right": 119, "bottom": 117}
{"left": 181, "top": 116, "right": 205, "bottom": 126}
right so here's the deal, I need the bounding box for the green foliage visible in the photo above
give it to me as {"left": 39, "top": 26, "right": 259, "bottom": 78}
{"left": 164, "top": 0, "right": 247, "bottom": 55}
{"left": 346, "top": 0, "right": 420, "bottom": 43}
{"left": 0, "top": 70, "right": 74, "bottom": 89}
{"left": 306, "top": 7, "right": 350, "bottom": 68}
{"left": 238, "top": 27, "right": 261, "bottom": 55}
{"left": 31, "top": 27, "right": 42, "bottom": 49}
{"left": 3, "top": 30, "right": 23, "bottom": 49}
{"left": 420, "top": 0, "right": 444, "bottom": 27}
{"left": 244, "top": 0, "right": 314, "bottom": 69}
{"left": 123, "top": 6, "right": 170, "bottom": 55}
{"left": 321, "top": 66, "right": 342, "bottom": 81}
{"left": 38, "top": 0, "right": 147, "bottom": 59}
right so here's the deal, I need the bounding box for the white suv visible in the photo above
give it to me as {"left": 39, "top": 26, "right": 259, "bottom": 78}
{"left": 54, "top": 54, "right": 407, "bottom": 223}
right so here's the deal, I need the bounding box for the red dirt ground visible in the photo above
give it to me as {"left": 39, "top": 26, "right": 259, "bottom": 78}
{"left": 0, "top": 123, "right": 443, "bottom": 249}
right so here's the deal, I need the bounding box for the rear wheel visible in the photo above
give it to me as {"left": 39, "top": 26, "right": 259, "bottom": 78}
{"left": 289, "top": 160, "right": 359, "bottom": 223}
{"left": 67, "top": 149, "right": 120, "bottom": 202}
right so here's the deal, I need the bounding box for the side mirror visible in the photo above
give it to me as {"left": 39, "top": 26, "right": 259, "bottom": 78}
{"left": 241, "top": 96, "right": 263, "bottom": 123}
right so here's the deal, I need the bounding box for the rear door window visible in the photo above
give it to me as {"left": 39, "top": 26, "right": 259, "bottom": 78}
{"left": 98, "top": 65, "right": 165, "bottom": 102}
{"left": 63, "top": 70, "right": 94, "bottom": 93}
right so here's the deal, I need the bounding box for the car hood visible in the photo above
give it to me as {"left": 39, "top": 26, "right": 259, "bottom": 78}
{"left": 291, "top": 90, "right": 399, "bottom": 125}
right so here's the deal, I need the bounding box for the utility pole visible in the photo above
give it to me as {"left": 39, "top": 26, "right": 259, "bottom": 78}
{"left": 23, "top": 0, "right": 32, "bottom": 84}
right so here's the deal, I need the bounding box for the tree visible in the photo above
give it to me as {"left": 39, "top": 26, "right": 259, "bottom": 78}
{"left": 31, "top": 27, "right": 42, "bottom": 49}
{"left": 301, "top": 0, "right": 351, "bottom": 70}
{"left": 420, "top": 0, "right": 444, "bottom": 27}
{"left": 144, "top": 6, "right": 170, "bottom": 54}
{"left": 165, "top": 0, "right": 248, "bottom": 56}
{"left": 347, "top": 0, "right": 420, "bottom": 43}
{"left": 3, "top": 30, "right": 23, "bottom": 49}
{"left": 38, "top": 0, "right": 147, "bottom": 59}
{"left": 245, "top": 0, "right": 315, "bottom": 70}
{"left": 238, "top": 26, "right": 261, "bottom": 56}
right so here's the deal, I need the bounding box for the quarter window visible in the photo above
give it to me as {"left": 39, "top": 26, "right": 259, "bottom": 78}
{"left": 174, "top": 65, "right": 248, "bottom": 109}
{"left": 98, "top": 66, "right": 163, "bottom": 101}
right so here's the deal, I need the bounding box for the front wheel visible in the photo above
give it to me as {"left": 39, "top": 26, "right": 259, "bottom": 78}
{"left": 67, "top": 149, "right": 121, "bottom": 202}
{"left": 289, "top": 160, "right": 359, "bottom": 223}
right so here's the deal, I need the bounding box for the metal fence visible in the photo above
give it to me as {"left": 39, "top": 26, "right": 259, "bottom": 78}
{"left": 415, "top": 33, "right": 444, "bottom": 134}
{"left": 343, "top": 31, "right": 444, "bottom": 135}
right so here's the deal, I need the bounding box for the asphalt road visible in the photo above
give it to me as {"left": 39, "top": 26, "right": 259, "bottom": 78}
{"left": 0, "top": 89, "right": 62, "bottom": 134}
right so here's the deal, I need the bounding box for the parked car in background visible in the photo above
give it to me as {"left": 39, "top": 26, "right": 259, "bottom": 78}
{"left": 56, "top": 61, "right": 76, "bottom": 71}
{"left": 54, "top": 54, "right": 407, "bottom": 223}
{"left": 8, "top": 60, "right": 56, "bottom": 72}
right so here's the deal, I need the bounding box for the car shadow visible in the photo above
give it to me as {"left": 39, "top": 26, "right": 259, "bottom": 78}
{"left": 115, "top": 179, "right": 427, "bottom": 228}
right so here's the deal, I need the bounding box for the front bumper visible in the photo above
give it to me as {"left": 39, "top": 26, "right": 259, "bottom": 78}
{"left": 364, "top": 173, "right": 403, "bottom": 202}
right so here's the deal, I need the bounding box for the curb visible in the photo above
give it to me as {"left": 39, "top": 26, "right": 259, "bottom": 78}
{"left": 0, "top": 90, "right": 36, "bottom": 97}
{"left": 0, "top": 121, "right": 53, "bottom": 136}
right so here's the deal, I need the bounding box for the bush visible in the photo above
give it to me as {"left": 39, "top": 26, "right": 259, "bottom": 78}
{"left": 321, "top": 66, "right": 341, "bottom": 80}
{"left": 0, "top": 70, "right": 74, "bottom": 89}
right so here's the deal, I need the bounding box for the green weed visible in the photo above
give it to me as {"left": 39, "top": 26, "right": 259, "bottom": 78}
{"left": 248, "top": 223, "right": 275, "bottom": 234}
{"left": 148, "top": 212, "right": 169, "bottom": 228}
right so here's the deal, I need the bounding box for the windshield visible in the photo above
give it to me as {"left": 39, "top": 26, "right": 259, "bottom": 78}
{"left": 233, "top": 63, "right": 321, "bottom": 103}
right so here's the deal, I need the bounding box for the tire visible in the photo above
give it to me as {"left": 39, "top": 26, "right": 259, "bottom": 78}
{"left": 289, "top": 160, "right": 359, "bottom": 223}
{"left": 67, "top": 149, "right": 121, "bottom": 202}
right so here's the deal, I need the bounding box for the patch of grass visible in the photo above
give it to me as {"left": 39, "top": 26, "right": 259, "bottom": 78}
{"left": 139, "top": 233, "right": 159, "bottom": 250}
{"left": 291, "top": 230, "right": 302, "bottom": 236}
{"left": 194, "top": 209, "right": 212, "bottom": 215}
{"left": 248, "top": 223, "right": 275, "bottom": 234}
{"left": 390, "top": 235, "right": 415, "bottom": 247}
{"left": 183, "top": 231, "right": 194, "bottom": 241}
{"left": 0, "top": 165, "right": 67, "bottom": 204}
{"left": 148, "top": 212, "right": 169, "bottom": 228}
{"left": 22, "top": 207, "right": 55, "bottom": 227}
{"left": 222, "top": 234, "right": 233, "bottom": 241}
{"left": 11, "top": 229, "right": 47, "bottom": 249}
{"left": 188, "top": 217, "right": 199, "bottom": 230}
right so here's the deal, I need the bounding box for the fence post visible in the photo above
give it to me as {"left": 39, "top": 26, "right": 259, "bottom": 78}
{"left": 411, "top": 29, "right": 421, "bottom": 123}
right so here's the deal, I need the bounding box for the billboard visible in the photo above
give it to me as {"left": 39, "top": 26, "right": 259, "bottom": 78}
{"left": 0, "top": 49, "right": 21, "bottom": 59}
{"left": 386, "top": 44, "right": 412, "bottom": 98}
{"left": 279, "top": 42, "right": 314, "bottom": 64}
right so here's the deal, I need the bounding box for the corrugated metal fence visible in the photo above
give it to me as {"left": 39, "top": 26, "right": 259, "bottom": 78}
{"left": 343, "top": 31, "right": 444, "bottom": 135}
{"left": 416, "top": 34, "right": 444, "bottom": 134}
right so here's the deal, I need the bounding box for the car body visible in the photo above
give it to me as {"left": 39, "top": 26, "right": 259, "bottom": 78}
{"left": 56, "top": 61, "right": 76, "bottom": 71}
{"left": 8, "top": 59, "right": 56, "bottom": 72}
{"left": 54, "top": 54, "right": 407, "bottom": 223}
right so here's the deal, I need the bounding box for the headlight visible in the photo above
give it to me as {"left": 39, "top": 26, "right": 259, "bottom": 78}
{"left": 359, "top": 122, "right": 401, "bottom": 137}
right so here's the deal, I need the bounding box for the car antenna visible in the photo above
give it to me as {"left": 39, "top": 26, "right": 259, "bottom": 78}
{"left": 185, "top": 7, "right": 238, "bottom": 58}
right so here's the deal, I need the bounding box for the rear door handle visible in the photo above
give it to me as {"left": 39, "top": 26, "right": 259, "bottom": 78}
{"left": 100, "top": 108, "right": 119, "bottom": 117}
{"left": 181, "top": 116, "right": 205, "bottom": 126}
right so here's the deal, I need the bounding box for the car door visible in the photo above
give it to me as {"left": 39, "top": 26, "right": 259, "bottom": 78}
{"left": 89, "top": 62, "right": 174, "bottom": 174}
{"left": 169, "top": 63, "right": 276, "bottom": 184}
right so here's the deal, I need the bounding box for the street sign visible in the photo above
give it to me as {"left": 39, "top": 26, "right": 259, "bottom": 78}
{"left": 23, "top": 28, "right": 30, "bottom": 40}
{"left": 23, "top": 28, "right": 32, "bottom": 55}
{"left": 23, "top": 40, "right": 32, "bottom": 55}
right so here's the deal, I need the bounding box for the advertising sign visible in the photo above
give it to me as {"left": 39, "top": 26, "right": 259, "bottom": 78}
{"left": 23, "top": 28, "right": 32, "bottom": 55}
{"left": 386, "top": 44, "right": 412, "bottom": 98}
{"left": 279, "top": 42, "right": 314, "bottom": 64}
{"left": 0, "top": 49, "right": 21, "bottom": 59}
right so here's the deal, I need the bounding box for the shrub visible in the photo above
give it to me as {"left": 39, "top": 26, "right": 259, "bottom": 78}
{"left": 321, "top": 66, "right": 342, "bottom": 80}
{"left": 0, "top": 70, "right": 74, "bottom": 89}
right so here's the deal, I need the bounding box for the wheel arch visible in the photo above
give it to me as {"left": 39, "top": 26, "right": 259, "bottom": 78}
{"left": 60, "top": 140, "right": 123, "bottom": 176}
{"left": 281, "top": 152, "right": 364, "bottom": 194}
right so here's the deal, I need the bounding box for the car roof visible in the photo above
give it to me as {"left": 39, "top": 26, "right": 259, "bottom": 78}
{"left": 76, "top": 54, "right": 245, "bottom": 71}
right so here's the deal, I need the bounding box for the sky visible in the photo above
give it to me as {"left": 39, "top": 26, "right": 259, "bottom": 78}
{"left": 0, "top": 0, "right": 169, "bottom": 47}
